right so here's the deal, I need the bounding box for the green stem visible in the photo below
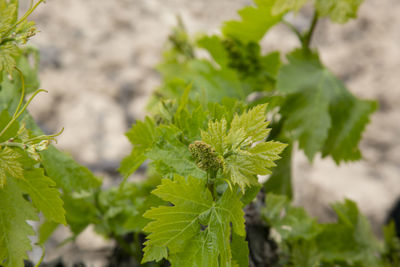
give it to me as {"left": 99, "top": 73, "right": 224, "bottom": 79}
{"left": 282, "top": 20, "right": 303, "bottom": 42}
{"left": 302, "top": 10, "right": 319, "bottom": 51}
{"left": 34, "top": 246, "right": 45, "bottom": 267}
{"left": 207, "top": 170, "right": 217, "bottom": 200}
{"left": 13, "top": 67, "right": 25, "bottom": 119}
{"left": 0, "top": 142, "right": 25, "bottom": 149}
{"left": 0, "top": 89, "right": 47, "bottom": 139}
{"left": 24, "top": 127, "right": 64, "bottom": 143}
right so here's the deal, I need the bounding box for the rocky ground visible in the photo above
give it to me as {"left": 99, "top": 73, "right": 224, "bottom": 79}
{"left": 22, "top": 0, "right": 400, "bottom": 265}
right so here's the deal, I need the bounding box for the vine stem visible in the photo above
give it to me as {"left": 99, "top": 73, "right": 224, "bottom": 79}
{"left": 302, "top": 10, "right": 319, "bottom": 51}
{"left": 282, "top": 10, "right": 319, "bottom": 52}
{"left": 0, "top": 89, "right": 47, "bottom": 139}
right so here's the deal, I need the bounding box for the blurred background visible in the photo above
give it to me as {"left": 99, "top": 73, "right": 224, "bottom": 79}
{"left": 22, "top": 0, "right": 400, "bottom": 265}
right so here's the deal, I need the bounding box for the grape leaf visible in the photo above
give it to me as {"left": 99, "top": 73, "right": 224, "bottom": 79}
{"left": 277, "top": 49, "right": 376, "bottom": 163}
{"left": 316, "top": 199, "right": 381, "bottom": 265}
{"left": 264, "top": 140, "right": 293, "bottom": 198}
{"left": 263, "top": 194, "right": 321, "bottom": 241}
{"left": 322, "top": 95, "right": 377, "bottom": 163}
{"left": 291, "top": 240, "right": 321, "bottom": 267}
{"left": 145, "top": 125, "right": 205, "bottom": 179}
{"left": 0, "top": 109, "right": 19, "bottom": 142}
{"left": 222, "top": 0, "right": 283, "bottom": 43}
{"left": 119, "top": 117, "right": 156, "bottom": 178}
{"left": 197, "top": 35, "right": 229, "bottom": 68}
{"left": 40, "top": 145, "right": 101, "bottom": 192}
{"left": 201, "top": 104, "right": 287, "bottom": 190}
{"left": 0, "top": 147, "right": 23, "bottom": 188}
{"left": 0, "top": 0, "right": 38, "bottom": 74}
{"left": 142, "top": 175, "right": 245, "bottom": 265}
{"left": 272, "top": 0, "right": 308, "bottom": 15}
{"left": 15, "top": 168, "right": 66, "bottom": 224}
{"left": 0, "top": 178, "right": 38, "bottom": 267}
{"left": 315, "top": 0, "right": 364, "bottom": 23}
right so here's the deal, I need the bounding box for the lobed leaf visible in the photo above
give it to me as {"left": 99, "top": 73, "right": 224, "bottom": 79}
{"left": 142, "top": 175, "right": 245, "bottom": 265}
{"left": 315, "top": 0, "right": 364, "bottom": 23}
{"left": 0, "top": 179, "right": 37, "bottom": 267}
{"left": 222, "top": 0, "right": 283, "bottom": 43}
{"left": 277, "top": 49, "right": 376, "bottom": 162}
{"left": 15, "top": 168, "right": 66, "bottom": 224}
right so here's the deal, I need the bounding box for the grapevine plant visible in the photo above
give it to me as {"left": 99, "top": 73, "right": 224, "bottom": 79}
{"left": 1, "top": 0, "right": 400, "bottom": 267}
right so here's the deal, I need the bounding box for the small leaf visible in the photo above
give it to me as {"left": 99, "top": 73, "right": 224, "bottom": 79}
{"left": 223, "top": 0, "right": 283, "bottom": 43}
{"left": 272, "top": 0, "right": 308, "bottom": 15}
{"left": 315, "top": 0, "right": 364, "bottom": 23}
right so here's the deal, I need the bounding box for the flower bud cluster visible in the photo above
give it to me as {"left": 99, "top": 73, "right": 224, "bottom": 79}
{"left": 189, "top": 141, "right": 223, "bottom": 173}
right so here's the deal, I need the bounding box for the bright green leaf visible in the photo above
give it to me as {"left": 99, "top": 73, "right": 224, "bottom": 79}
{"left": 0, "top": 178, "right": 37, "bottom": 267}
{"left": 272, "top": 0, "right": 308, "bottom": 15}
{"left": 315, "top": 0, "right": 364, "bottom": 23}
{"left": 142, "top": 175, "right": 245, "bottom": 265}
{"left": 0, "top": 147, "right": 23, "bottom": 188}
{"left": 222, "top": 0, "right": 283, "bottom": 43}
{"left": 15, "top": 168, "right": 66, "bottom": 224}
{"left": 40, "top": 146, "right": 101, "bottom": 192}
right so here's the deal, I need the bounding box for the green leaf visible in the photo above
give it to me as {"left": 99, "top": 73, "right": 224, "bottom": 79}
{"left": 0, "top": 147, "right": 23, "bottom": 188}
{"left": 322, "top": 96, "right": 377, "bottom": 163}
{"left": 264, "top": 140, "right": 293, "bottom": 198}
{"left": 231, "top": 232, "right": 249, "bottom": 267}
{"left": 38, "top": 220, "right": 59, "bottom": 245}
{"left": 315, "top": 0, "right": 364, "bottom": 23}
{"left": 142, "top": 175, "right": 245, "bottom": 265}
{"left": 222, "top": 0, "right": 283, "bottom": 43}
{"left": 277, "top": 49, "right": 376, "bottom": 163}
{"left": 201, "top": 104, "right": 286, "bottom": 191}
{"left": 228, "top": 103, "right": 270, "bottom": 146}
{"left": 40, "top": 146, "right": 101, "bottom": 192}
{"left": 224, "top": 141, "right": 286, "bottom": 190}
{"left": 316, "top": 199, "right": 381, "bottom": 265}
{"left": 118, "top": 147, "right": 147, "bottom": 178}
{"left": 0, "top": 0, "right": 18, "bottom": 37}
{"left": 201, "top": 118, "right": 228, "bottom": 155}
{"left": 0, "top": 43, "right": 18, "bottom": 74}
{"left": 197, "top": 35, "right": 229, "bottom": 68}
{"left": 263, "top": 194, "right": 321, "bottom": 241}
{"left": 281, "top": 89, "right": 331, "bottom": 160}
{"left": 158, "top": 58, "right": 245, "bottom": 103}
{"left": 0, "top": 109, "right": 19, "bottom": 142}
{"left": 126, "top": 117, "right": 156, "bottom": 148}
{"left": 291, "top": 240, "right": 321, "bottom": 267}
{"left": 15, "top": 169, "right": 66, "bottom": 224}
{"left": 272, "top": 0, "right": 308, "bottom": 15}
{"left": 0, "top": 178, "right": 38, "bottom": 267}
{"left": 146, "top": 125, "right": 205, "bottom": 179}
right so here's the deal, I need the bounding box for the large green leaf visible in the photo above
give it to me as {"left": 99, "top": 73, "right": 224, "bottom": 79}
{"left": 15, "top": 168, "right": 66, "bottom": 224}
{"left": 142, "top": 175, "right": 245, "bottom": 265}
{"left": 40, "top": 146, "right": 101, "bottom": 192}
{"left": 277, "top": 49, "right": 376, "bottom": 163}
{"left": 0, "top": 179, "right": 37, "bottom": 267}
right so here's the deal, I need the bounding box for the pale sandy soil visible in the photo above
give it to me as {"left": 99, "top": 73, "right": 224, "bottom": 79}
{"left": 21, "top": 0, "right": 400, "bottom": 265}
